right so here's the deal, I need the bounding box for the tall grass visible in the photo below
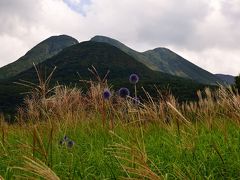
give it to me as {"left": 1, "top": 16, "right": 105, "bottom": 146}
{"left": 1, "top": 67, "right": 240, "bottom": 179}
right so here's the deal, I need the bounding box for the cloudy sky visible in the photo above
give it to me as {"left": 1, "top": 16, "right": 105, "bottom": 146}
{"left": 0, "top": 0, "right": 239, "bottom": 75}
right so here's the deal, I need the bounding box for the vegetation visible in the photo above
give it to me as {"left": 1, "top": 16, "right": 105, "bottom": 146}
{"left": 0, "top": 41, "right": 211, "bottom": 116}
{"left": 0, "top": 68, "right": 240, "bottom": 179}
{"left": 235, "top": 74, "right": 240, "bottom": 89}
{"left": 91, "top": 36, "right": 223, "bottom": 85}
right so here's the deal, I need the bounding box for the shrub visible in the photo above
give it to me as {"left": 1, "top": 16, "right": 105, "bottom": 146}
{"left": 235, "top": 74, "right": 240, "bottom": 89}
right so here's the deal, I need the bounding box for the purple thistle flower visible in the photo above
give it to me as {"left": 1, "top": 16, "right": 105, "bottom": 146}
{"left": 119, "top": 87, "right": 130, "bottom": 98}
{"left": 59, "top": 135, "right": 68, "bottom": 146}
{"left": 59, "top": 135, "right": 75, "bottom": 148}
{"left": 67, "top": 140, "right": 75, "bottom": 148}
{"left": 103, "top": 89, "right": 111, "bottom": 100}
{"left": 59, "top": 139, "right": 64, "bottom": 146}
{"left": 129, "top": 74, "right": 139, "bottom": 84}
{"left": 63, "top": 135, "right": 69, "bottom": 141}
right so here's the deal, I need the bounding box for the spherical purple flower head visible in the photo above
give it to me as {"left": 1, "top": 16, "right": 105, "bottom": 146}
{"left": 63, "top": 135, "right": 69, "bottom": 141}
{"left": 59, "top": 139, "right": 64, "bottom": 146}
{"left": 129, "top": 74, "right": 139, "bottom": 84}
{"left": 59, "top": 135, "right": 69, "bottom": 145}
{"left": 119, "top": 87, "right": 130, "bottom": 98}
{"left": 67, "top": 140, "right": 75, "bottom": 148}
{"left": 103, "top": 89, "right": 111, "bottom": 100}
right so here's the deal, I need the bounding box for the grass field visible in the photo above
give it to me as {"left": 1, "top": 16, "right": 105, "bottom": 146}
{"left": 0, "top": 71, "right": 240, "bottom": 179}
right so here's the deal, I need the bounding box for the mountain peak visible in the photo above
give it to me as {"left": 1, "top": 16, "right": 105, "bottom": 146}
{"left": 46, "top": 34, "right": 78, "bottom": 43}
{"left": 90, "top": 35, "right": 223, "bottom": 85}
{"left": 0, "top": 35, "right": 79, "bottom": 79}
{"left": 152, "top": 47, "right": 171, "bottom": 52}
{"left": 90, "top": 35, "right": 125, "bottom": 47}
{"left": 25, "top": 34, "right": 78, "bottom": 56}
{"left": 91, "top": 35, "right": 115, "bottom": 41}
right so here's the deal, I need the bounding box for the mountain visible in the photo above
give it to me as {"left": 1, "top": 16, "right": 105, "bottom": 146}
{"left": 215, "top": 74, "right": 235, "bottom": 85}
{"left": 13, "top": 41, "right": 204, "bottom": 90}
{"left": 0, "top": 35, "right": 78, "bottom": 79}
{"left": 0, "top": 41, "right": 208, "bottom": 115}
{"left": 91, "top": 35, "right": 223, "bottom": 85}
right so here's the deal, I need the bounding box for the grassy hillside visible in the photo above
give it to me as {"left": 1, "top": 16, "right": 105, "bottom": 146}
{"left": 0, "top": 41, "right": 208, "bottom": 115}
{"left": 91, "top": 35, "right": 223, "bottom": 85}
{"left": 11, "top": 41, "right": 207, "bottom": 98}
{"left": 0, "top": 35, "right": 78, "bottom": 79}
{"left": 0, "top": 83, "right": 239, "bottom": 179}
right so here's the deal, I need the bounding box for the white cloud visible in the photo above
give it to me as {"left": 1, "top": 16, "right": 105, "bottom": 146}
{"left": 171, "top": 47, "right": 240, "bottom": 75}
{"left": 0, "top": 0, "right": 239, "bottom": 75}
{"left": 0, "top": 35, "right": 29, "bottom": 66}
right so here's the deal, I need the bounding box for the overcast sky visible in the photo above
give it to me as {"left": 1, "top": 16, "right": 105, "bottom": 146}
{"left": 0, "top": 0, "right": 239, "bottom": 75}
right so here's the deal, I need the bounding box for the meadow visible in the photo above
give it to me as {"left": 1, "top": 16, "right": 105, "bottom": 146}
{"left": 0, "top": 70, "right": 240, "bottom": 179}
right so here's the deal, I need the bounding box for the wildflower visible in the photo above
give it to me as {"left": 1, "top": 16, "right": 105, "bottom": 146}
{"left": 59, "top": 135, "right": 70, "bottom": 146}
{"left": 119, "top": 87, "right": 130, "bottom": 98}
{"left": 67, "top": 140, "right": 75, "bottom": 148}
{"left": 129, "top": 74, "right": 139, "bottom": 84}
{"left": 59, "top": 139, "right": 64, "bottom": 145}
{"left": 103, "top": 89, "right": 111, "bottom": 100}
{"left": 63, "top": 135, "right": 69, "bottom": 141}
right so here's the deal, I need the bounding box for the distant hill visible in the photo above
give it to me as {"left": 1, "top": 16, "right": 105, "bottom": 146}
{"left": 91, "top": 35, "right": 223, "bottom": 85}
{"left": 0, "top": 35, "right": 78, "bottom": 79}
{"left": 215, "top": 74, "right": 235, "bottom": 85}
{"left": 0, "top": 41, "right": 208, "bottom": 114}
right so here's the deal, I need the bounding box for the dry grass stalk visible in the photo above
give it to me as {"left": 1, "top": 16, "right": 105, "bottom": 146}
{"left": 18, "top": 84, "right": 240, "bottom": 130}
{"left": 14, "top": 63, "right": 57, "bottom": 99}
{"left": 107, "top": 131, "right": 162, "bottom": 180}
{"left": 32, "top": 125, "right": 48, "bottom": 162}
{"left": 15, "top": 65, "right": 240, "bottom": 131}
{"left": 14, "top": 156, "right": 60, "bottom": 180}
{"left": 1, "top": 119, "right": 7, "bottom": 146}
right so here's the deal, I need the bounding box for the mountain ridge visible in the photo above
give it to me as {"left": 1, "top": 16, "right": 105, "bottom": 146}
{"left": 0, "top": 34, "right": 78, "bottom": 79}
{"left": 215, "top": 74, "right": 235, "bottom": 85}
{"left": 90, "top": 35, "right": 223, "bottom": 85}
{"left": 0, "top": 40, "right": 209, "bottom": 114}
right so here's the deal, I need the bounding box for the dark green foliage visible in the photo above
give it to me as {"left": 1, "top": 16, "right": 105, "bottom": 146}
{"left": 235, "top": 74, "right": 240, "bottom": 89}
{"left": 0, "top": 35, "right": 78, "bottom": 80}
{"left": 0, "top": 41, "right": 211, "bottom": 115}
{"left": 91, "top": 36, "right": 223, "bottom": 85}
{"left": 0, "top": 82, "right": 28, "bottom": 120}
{"left": 12, "top": 41, "right": 208, "bottom": 98}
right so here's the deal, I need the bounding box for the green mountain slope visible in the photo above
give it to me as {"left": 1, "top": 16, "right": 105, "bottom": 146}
{"left": 90, "top": 35, "right": 222, "bottom": 85}
{"left": 14, "top": 41, "right": 204, "bottom": 91}
{"left": 0, "top": 35, "right": 78, "bottom": 79}
{"left": 215, "top": 74, "right": 235, "bottom": 85}
{"left": 1, "top": 41, "right": 208, "bottom": 115}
